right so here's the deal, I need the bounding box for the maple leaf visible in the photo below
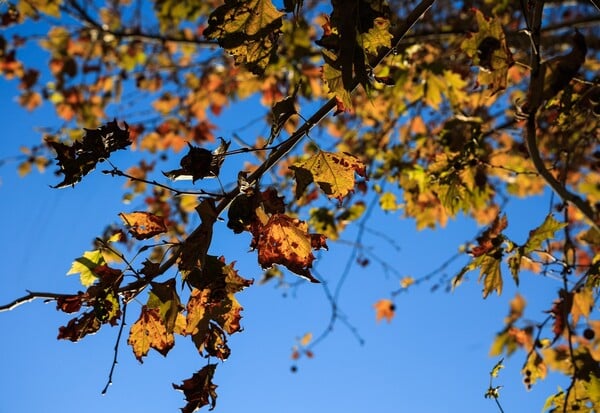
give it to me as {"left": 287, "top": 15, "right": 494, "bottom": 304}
{"left": 290, "top": 150, "right": 366, "bottom": 202}
{"left": 460, "top": 9, "right": 513, "bottom": 95}
{"left": 361, "top": 17, "right": 393, "bottom": 55}
{"left": 67, "top": 249, "right": 106, "bottom": 287}
{"left": 119, "top": 211, "right": 168, "bottom": 240}
{"left": 163, "top": 139, "right": 230, "bottom": 182}
{"left": 173, "top": 364, "right": 218, "bottom": 413}
{"left": 147, "top": 279, "right": 183, "bottom": 333}
{"left": 374, "top": 299, "right": 395, "bottom": 323}
{"left": 46, "top": 119, "right": 130, "bottom": 188}
{"left": 57, "top": 311, "right": 101, "bottom": 341}
{"left": 251, "top": 213, "right": 326, "bottom": 283}
{"left": 321, "top": 49, "right": 353, "bottom": 112}
{"left": 128, "top": 306, "right": 175, "bottom": 363}
{"left": 478, "top": 254, "right": 503, "bottom": 298}
{"left": 523, "top": 214, "right": 566, "bottom": 254}
{"left": 204, "top": 0, "right": 284, "bottom": 75}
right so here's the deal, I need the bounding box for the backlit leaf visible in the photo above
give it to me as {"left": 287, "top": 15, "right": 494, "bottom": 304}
{"left": 119, "top": 211, "right": 168, "bottom": 240}
{"left": 361, "top": 17, "right": 392, "bottom": 55}
{"left": 252, "top": 214, "right": 327, "bottom": 282}
{"left": 572, "top": 287, "right": 594, "bottom": 325}
{"left": 147, "top": 279, "right": 183, "bottom": 333}
{"left": 478, "top": 254, "right": 503, "bottom": 298}
{"left": 522, "top": 351, "right": 547, "bottom": 390}
{"left": 290, "top": 150, "right": 366, "bottom": 202}
{"left": 204, "top": 0, "right": 284, "bottom": 75}
{"left": 523, "top": 214, "right": 566, "bottom": 254}
{"left": 57, "top": 311, "right": 101, "bottom": 342}
{"left": 67, "top": 249, "right": 106, "bottom": 287}
{"left": 128, "top": 306, "right": 175, "bottom": 363}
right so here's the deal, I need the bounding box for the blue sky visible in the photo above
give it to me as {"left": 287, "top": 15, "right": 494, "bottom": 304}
{"left": 0, "top": 10, "right": 571, "bottom": 413}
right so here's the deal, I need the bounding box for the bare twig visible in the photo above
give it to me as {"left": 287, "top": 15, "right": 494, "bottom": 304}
{"left": 102, "top": 301, "right": 128, "bottom": 395}
{"left": 0, "top": 291, "right": 71, "bottom": 312}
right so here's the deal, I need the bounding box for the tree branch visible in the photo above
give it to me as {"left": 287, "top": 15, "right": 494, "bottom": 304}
{"left": 0, "top": 291, "right": 71, "bottom": 312}
{"left": 524, "top": 1, "right": 599, "bottom": 231}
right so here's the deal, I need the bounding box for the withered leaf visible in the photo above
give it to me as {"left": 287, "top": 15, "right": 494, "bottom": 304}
{"left": 269, "top": 93, "right": 297, "bottom": 144}
{"left": 148, "top": 279, "right": 183, "bottom": 333}
{"left": 163, "top": 139, "right": 230, "bottom": 182}
{"left": 173, "top": 364, "right": 218, "bottom": 413}
{"left": 58, "top": 311, "right": 101, "bottom": 341}
{"left": 128, "top": 306, "right": 175, "bottom": 362}
{"left": 119, "top": 211, "right": 168, "bottom": 240}
{"left": 373, "top": 299, "right": 395, "bottom": 323}
{"left": 251, "top": 213, "right": 327, "bottom": 282}
{"left": 46, "top": 119, "right": 130, "bottom": 188}
{"left": 471, "top": 214, "right": 507, "bottom": 257}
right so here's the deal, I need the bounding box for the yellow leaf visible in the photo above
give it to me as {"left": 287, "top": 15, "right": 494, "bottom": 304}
{"left": 478, "top": 254, "right": 503, "bottom": 298}
{"left": 361, "top": 17, "right": 393, "bottom": 55}
{"left": 572, "top": 287, "right": 594, "bottom": 325}
{"left": 128, "top": 306, "right": 174, "bottom": 363}
{"left": 290, "top": 151, "right": 366, "bottom": 201}
{"left": 300, "top": 332, "right": 312, "bottom": 346}
{"left": 380, "top": 192, "right": 398, "bottom": 211}
{"left": 67, "top": 249, "right": 106, "bottom": 287}
{"left": 400, "top": 276, "right": 415, "bottom": 289}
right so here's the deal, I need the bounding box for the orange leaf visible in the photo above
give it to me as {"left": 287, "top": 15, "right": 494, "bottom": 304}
{"left": 119, "top": 211, "right": 167, "bottom": 240}
{"left": 373, "top": 299, "right": 395, "bottom": 323}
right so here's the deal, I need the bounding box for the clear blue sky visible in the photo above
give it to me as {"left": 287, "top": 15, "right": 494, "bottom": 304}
{"left": 0, "top": 12, "right": 569, "bottom": 413}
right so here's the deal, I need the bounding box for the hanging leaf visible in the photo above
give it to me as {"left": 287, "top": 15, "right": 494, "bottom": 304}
{"left": 147, "top": 279, "right": 183, "bottom": 333}
{"left": 478, "top": 254, "right": 503, "bottom": 298}
{"left": 46, "top": 119, "right": 130, "bottom": 188}
{"left": 128, "top": 306, "right": 175, "bottom": 363}
{"left": 173, "top": 364, "right": 218, "bottom": 413}
{"left": 361, "top": 17, "right": 393, "bottom": 55}
{"left": 57, "top": 311, "right": 101, "bottom": 341}
{"left": 204, "top": 0, "right": 284, "bottom": 75}
{"left": 290, "top": 150, "right": 366, "bottom": 202}
{"left": 522, "top": 214, "right": 566, "bottom": 254}
{"left": 471, "top": 215, "right": 507, "bottom": 257}
{"left": 251, "top": 213, "right": 327, "bottom": 282}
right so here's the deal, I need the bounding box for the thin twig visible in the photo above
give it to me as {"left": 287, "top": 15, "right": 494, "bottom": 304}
{"left": 102, "top": 301, "right": 128, "bottom": 395}
{"left": 0, "top": 291, "right": 71, "bottom": 312}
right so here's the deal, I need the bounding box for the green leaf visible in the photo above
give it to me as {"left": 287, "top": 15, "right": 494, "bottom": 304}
{"left": 67, "top": 249, "right": 106, "bottom": 287}
{"left": 523, "top": 214, "right": 567, "bottom": 254}
{"left": 322, "top": 49, "right": 353, "bottom": 111}
{"left": 204, "top": 0, "right": 285, "bottom": 75}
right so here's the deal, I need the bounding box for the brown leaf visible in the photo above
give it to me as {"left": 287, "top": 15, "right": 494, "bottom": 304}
{"left": 57, "top": 311, "right": 101, "bottom": 341}
{"left": 471, "top": 214, "right": 507, "bottom": 257}
{"left": 252, "top": 214, "right": 327, "bottom": 282}
{"left": 119, "top": 211, "right": 167, "bottom": 240}
{"left": 173, "top": 364, "right": 218, "bottom": 413}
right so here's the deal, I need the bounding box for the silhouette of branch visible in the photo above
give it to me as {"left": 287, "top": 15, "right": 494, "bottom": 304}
{"left": 0, "top": 291, "right": 71, "bottom": 312}
{"left": 524, "top": 2, "right": 599, "bottom": 231}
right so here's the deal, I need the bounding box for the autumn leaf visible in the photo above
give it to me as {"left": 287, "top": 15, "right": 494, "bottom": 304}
{"left": 57, "top": 311, "right": 101, "bottom": 342}
{"left": 471, "top": 214, "right": 507, "bottom": 257}
{"left": 147, "top": 279, "right": 183, "bottom": 333}
{"left": 163, "top": 139, "right": 230, "bottom": 182}
{"left": 128, "top": 306, "right": 175, "bottom": 362}
{"left": 46, "top": 119, "right": 130, "bottom": 188}
{"left": 522, "top": 214, "right": 566, "bottom": 254}
{"left": 571, "top": 287, "right": 594, "bottom": 325}
{"left": 251, "top": 213, "right": 327, "bottom": 282}
{"left": 478, "top": 254, "right": 503, "bottom": 298}
{"left": 173, "top": 364, "right": 218, "bottom": 413}
{"left": 119, "top": 211, "right": 168, "bottom": 240}
{"left": 522, "top": 351, "right": 547, "bottom": 390}
{"left": 290, "top": 150, "right": 366, "bottom": 202}
{"left": 374, "top": 299, "right": 395, "bottom": 323}
{"left": 321, "top": 49, "right": 353, "bottom": 112}
{"left": 67, "top": 249, "right": 106, "bottom": 287}
{"left": 460, "top": 9, "right": 513, "bottom": 95}
{"left": 204, "top": 0, "right": 284, "bottom": 75}
{"left": 361, "top": 17, "right": 393, "bottom": 56}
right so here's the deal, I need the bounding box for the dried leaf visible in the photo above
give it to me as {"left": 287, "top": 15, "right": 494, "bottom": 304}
{"left": 119, "top": 211, "right": 167, "bottom": 240}
{"left": 46, "top": 119, "right": 130, "bottom": 188}
{"left": 173, "top": 364, "right": 218, "bottom": 412}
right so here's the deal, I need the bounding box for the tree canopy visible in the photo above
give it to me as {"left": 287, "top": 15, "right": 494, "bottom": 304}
{"left": 1, "top": 0, "right": 600, "bottom": 412}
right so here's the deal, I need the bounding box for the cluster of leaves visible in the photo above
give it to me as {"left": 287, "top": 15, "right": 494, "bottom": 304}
{"left": 1, "top": 0, "right": 600, "bottom": 411}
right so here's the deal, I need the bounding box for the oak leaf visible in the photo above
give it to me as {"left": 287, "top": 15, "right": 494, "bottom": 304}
{"left": 128, "top": 306, "right": 175, "bottom": 363}
{"left": 204, "top": 0, "right": 284, "bottom": 75}
{"left": 290, "top": 150, "right": 366, "bottom": 202}
{"left": 119, "top": 211, "right": 168, "bottom": 240}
